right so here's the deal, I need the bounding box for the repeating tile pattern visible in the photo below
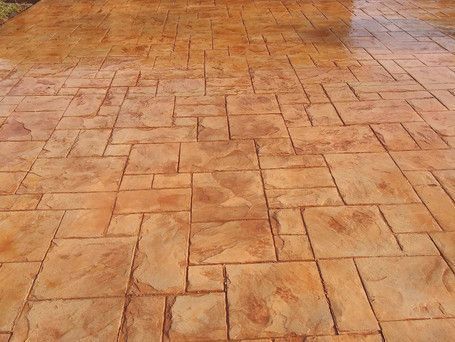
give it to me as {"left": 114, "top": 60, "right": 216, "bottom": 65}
{"left": 1, "top": 0, "right": 455, "bottom": 340}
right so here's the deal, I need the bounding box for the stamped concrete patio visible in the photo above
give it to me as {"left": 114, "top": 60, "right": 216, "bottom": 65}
{"left": 0, "top": 0, "right": 455, "bottom": 340}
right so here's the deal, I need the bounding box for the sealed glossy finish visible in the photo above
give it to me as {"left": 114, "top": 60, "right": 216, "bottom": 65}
{"left": 0, "top": 0, "right": 454, "bottom": 340}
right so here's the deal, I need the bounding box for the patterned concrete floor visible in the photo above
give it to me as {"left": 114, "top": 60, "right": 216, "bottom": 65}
{"left": 0, "top": 0, "right": 454, "bottom": 340}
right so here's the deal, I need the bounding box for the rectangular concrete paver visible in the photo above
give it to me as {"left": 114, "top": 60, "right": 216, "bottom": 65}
{"left": 0, "top": 0, "right": 454, "bottom": 340}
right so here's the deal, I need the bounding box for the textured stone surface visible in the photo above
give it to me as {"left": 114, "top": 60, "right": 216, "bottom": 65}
{"left": 414, "top": 185, "right": 455, "bottom": 231}
{"left": 335, "top": 100, "right": 421, "bottom": 124}
{"left": 434, "top": 170, "right": 455, "bottom": 199}
{"left": 290, "top": 126, "right": 383, "bottom": 153}
{"left": 371, "top": 123, "right": 419, "bottom": 151}
{"left": 380, "top": 204, "right": 441, "bottom": 233}
{"left": 166, "top": 294, "right": 227, "bottom": 340}
{"left": 391, "top": 149, "right": 455, "bottom": 171}
{"left": 230, "top": 114, "right": 288, "bottom": 139}
{"left": 190, "top": 220, "right": 275, "bottom": 264}
{"left": 262, "top": 167, "right": 333, "bottom": 189}
{"left": 381, "top": 319, "right": 455, "bottom": 342}
{"left": 11, "top": 298, "right": 124, "bottom": 341}
{"left": 131, "top": 212, "right": 189, "bottom": 294}
{"left": 32, "top": 237, "right": 136, "bottom": 298}
{"left": 0, "top": 111, "right": 62, "bottom": 141}
{"left": 0, "top": 262, "right": 40, "bottom": 331}
{"left": 192, "top": 171, "right": 267, "bottom": 221}
{"left": 431, "top": 232, "right": 455, "bottom": 270}
{"left": 1, "top": 0, "right": 455, "bottom": 339}
{"left": 115, "top": 189, "right": 191, "bottom": 213}
{"left": 19, "top": 157, "right": 126, "bottom": 193}
{"left": 126, "top": 143, "right": 179, "bottom": 174}
{"left": 56, "top": 209, "right": 112, "bottom": 237}
{"left": 0, "top": 141, "right": 43, "bottom": 172}
{"left": 0, "top": 211, "right": 63, "bottom": 262}
{"left": 270, "top": 208, "right": 305, "bottom": 234}
{"left": 180, "top": 141, "right": 258, "bottom": 172}
{"left": 120, "top": 296, "right": 165, "bottom": 341}
{"left": 117, "top": 96, "right": 173, "bottom": 127}
{"left": 305, "top": 206, "right": 401, "bottom": 258}
{"left": 356, "top": 256, "right": 455, "bottom": 320}
{"left": 275, "top": 235, "right": 313, "bottom": 261}
{"left": 326, "top": 153, "right": 419, "bottom": 204}
{"left": 187, "top": 265, "right": 224, "bottom": 292}
{"left": 319, "top": 259, "right": 378, "bottom": 333}
{"left": 226, "top": 262, "right": 334, "bottom": 338}
{"left": 266, "top": 187, "right": 343, "bottom": 208}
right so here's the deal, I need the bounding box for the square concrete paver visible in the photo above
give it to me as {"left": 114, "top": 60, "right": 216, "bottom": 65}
{"left": 187, "top": 265, "right": 224, "bottom": 292}
{"left": 166, "top": 294, "right": 227, "bottom": 340}
{"left": 117, "top": 96, "right": 174, "bottom": 127}
{"left": 0, "top": 141, "right": 43, "bottom": 172}
{"left": 32, "top": 237, "right": 136, "bottom": 299}
{"left": 11, "top": 298, "right": 124, "bottom": 341}
{"left": 125, "top": 143, "right": 179, "bottom": 174}
{"left": 192, "top": 171, "right": 267, "bottom": 221}
{"left": 356, "top": 256, "right": 455, "bottom": 320}
{"left": 0, "top": 211, "right": 63, "bottom": 262}
{"left": 226, "top": 262, "right": 334, "bottom": 338}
